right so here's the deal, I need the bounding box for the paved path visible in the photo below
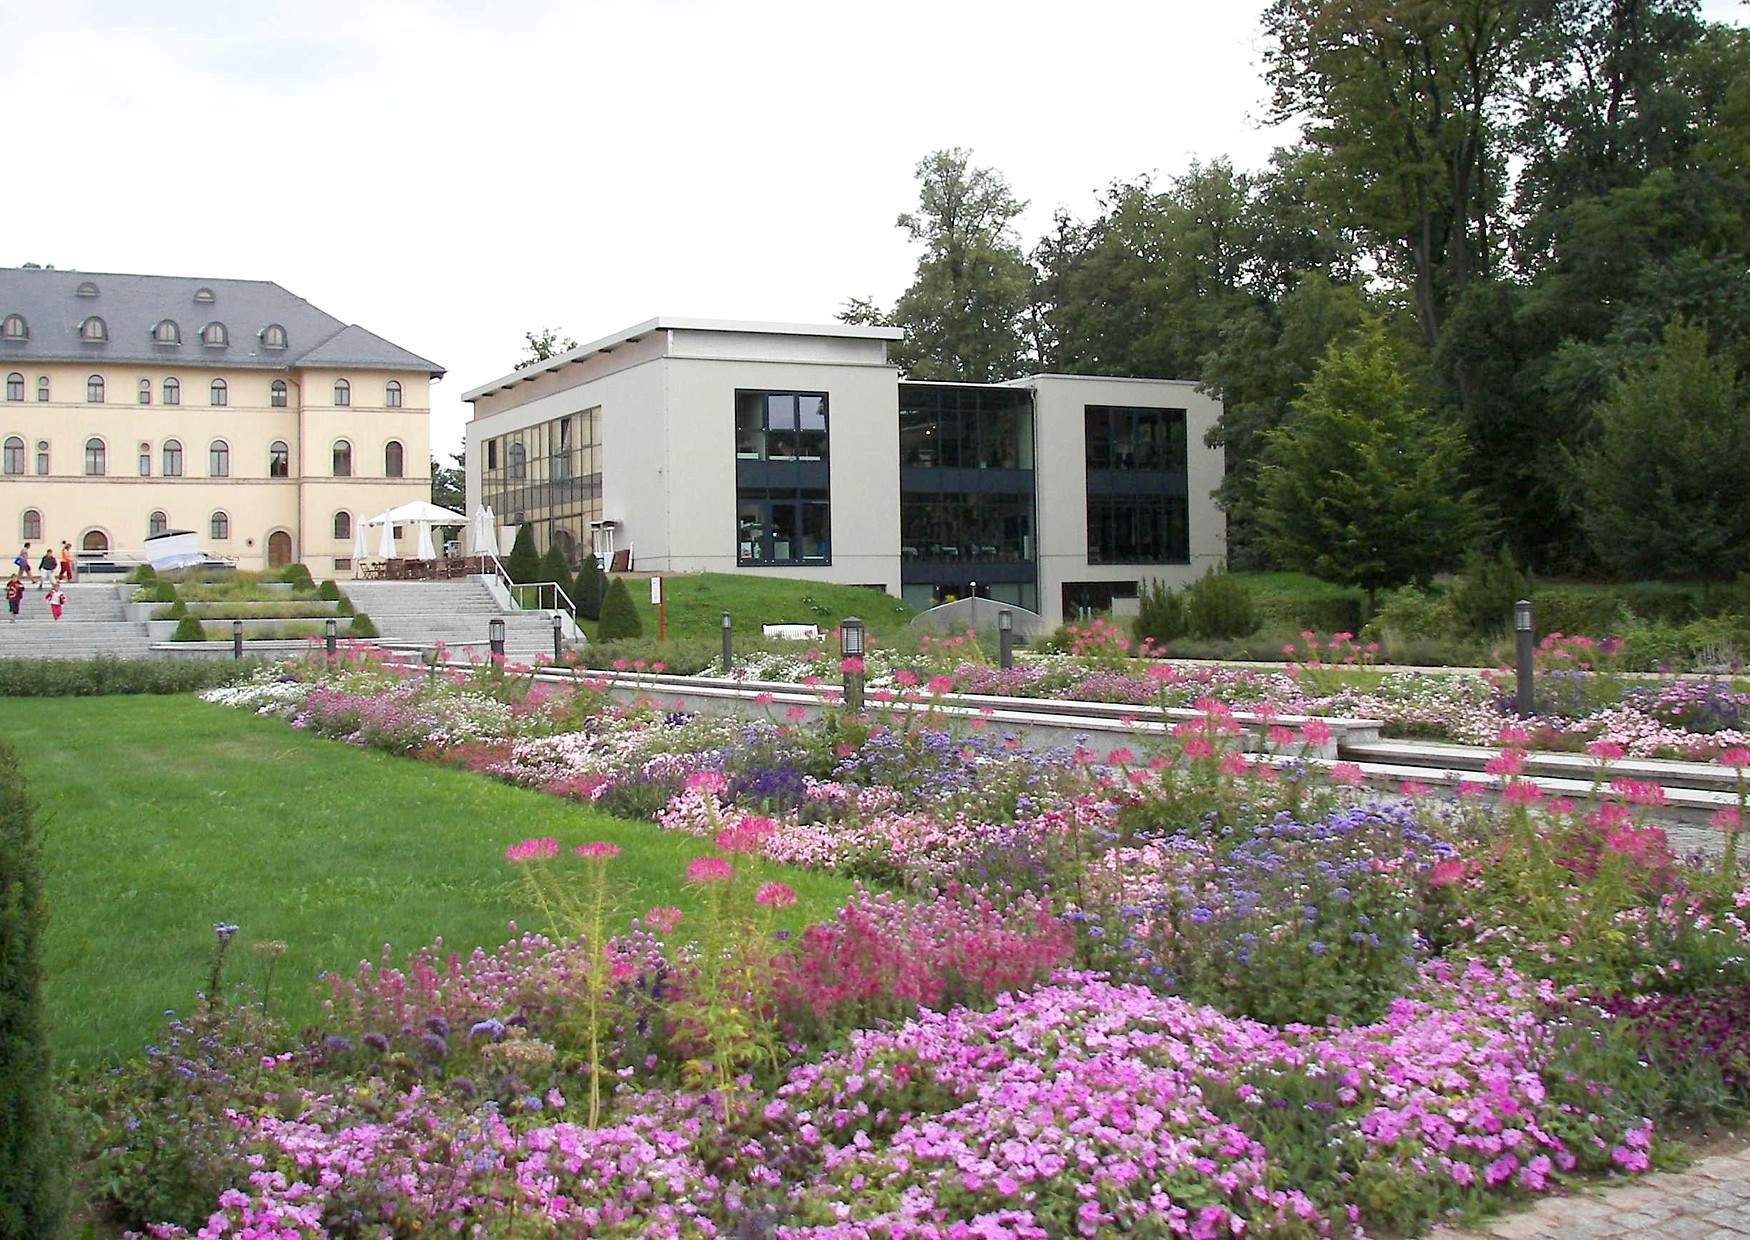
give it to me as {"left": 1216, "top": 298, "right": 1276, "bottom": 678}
{"left": 1430, "top": 1146, "right": 1750, "bottom": 1238}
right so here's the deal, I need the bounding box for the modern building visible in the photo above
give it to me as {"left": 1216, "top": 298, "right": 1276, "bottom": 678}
{"left": 1, "top": 267, "right": 443, "bottom": 574}
{"left": 462, "top": 317, "right": 1223, "bottom": 625}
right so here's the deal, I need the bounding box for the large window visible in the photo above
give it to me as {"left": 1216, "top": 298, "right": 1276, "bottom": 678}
{"left": 733, "top": 391, "right": 830, "bottom": 565}
{"left": 22, "top": 509, "right": 41, "bottom": 541}
{"left": 2, "top": 436, "right": 22, "bottom": 475}
{"left": 163, "top": 377, "right": 180, "bottom": 405}
{"left": 901, "top": 493, "right": 1034, "bottom": 565}
{"left": 84, "top": 438, "right": 105, "bottom": 476}
{"left": 208, "top": 440, "right": 229, "bottom": 477}
{"left": 162, "top": 439, "right": 183, "bottom": 477}
{"left": 269, "top": 440, "right": 289, "bottom": 478}
{"left": 210, "top": 511, "right": 230, "bottom": 540}
{"left": 332, "top": 440, "right": 352, "bottom": 477}
{"left": 385, "top": 380, "right": 402, "bottom": 408}
{"left": 333, "top": 511, "right": 352, "bottom": 540}
{"left": 149, "top": 510, "right": 168, "bottom": 537}
{"left": 86, "top": 374, "right": 104, "bottom": 403}
{"left": 270, "top": 379, "right": 287, "bottom": 408}
{"left": 899, "top": 386, "right": 1032, "bottom": 470}
{"left": 480, "top": 407, "right": 603, "bottom": 563}
{"left": 1084, "top": 405, "right": 1190, "bottom": 565}
{"left": 333, "top": 378, "right": 350, "bottom": 406}
{"left": 384, "top": 440, "right": 404, "bottom": 478}
{"left": 209, "top": 378, "right": 227, "bottom": 407}
{"left": 5, "top": 373, "right": 22, "bottom": 401}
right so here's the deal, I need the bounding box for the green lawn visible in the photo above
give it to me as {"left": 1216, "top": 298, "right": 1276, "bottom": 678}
{"left": 0, "top": 695, "right": 856, "bottom": 1065}
{"left": 584, "top": 571, "right": 917, "bottom": 644}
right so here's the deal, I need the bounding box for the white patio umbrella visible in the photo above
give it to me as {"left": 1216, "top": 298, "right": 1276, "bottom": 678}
{"left": 479, "top": 506, "right": 500, "bottom": 557}
{"left": 466, "top": 506, "right": 487, "bottom": 554}
{"left": 376, "top": 518, "right": 398, "bottom": 560}
{"left": 415, "top": 521, "right": 438, "bottom": 560}
{"left": 351, "top": 520, "right": 369, "bottom": 566}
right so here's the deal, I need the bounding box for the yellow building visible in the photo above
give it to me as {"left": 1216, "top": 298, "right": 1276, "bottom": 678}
{"left": 0, "top": 268, "right": 443, "bottom": 574}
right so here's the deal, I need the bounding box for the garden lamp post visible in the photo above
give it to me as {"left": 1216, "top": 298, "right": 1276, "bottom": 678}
{"left": 998, "top": 608, "right": 1015, "bottom": 670}
{"left": 552, "top": 614, "right": 563, "bottom": 666}
{"left": 1514, "top": 599, "right": 1534, "bottom": 717}
{"left": 840, "top": 616, "right": 865, "bottom": 713}
{"left": 324, "top": 617, "right": 338, "bottom": 661}
{"left": 232, "top": 618, "right": 243, "bottom": 661}
{"left": 489, "top": 617, "right": 506, "bottom": 661}
{"left": 721, "top": 610, "right": 733, "bottom": 675}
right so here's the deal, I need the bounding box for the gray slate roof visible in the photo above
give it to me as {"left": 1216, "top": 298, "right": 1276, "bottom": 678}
{"left": 0, "top": 267, "right": 443, "bottom": 376}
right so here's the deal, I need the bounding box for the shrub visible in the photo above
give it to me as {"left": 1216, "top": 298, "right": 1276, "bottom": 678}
{"left": 1183, "top": 568, "right": 1257, "bottom": 640}
{"left": 129, "top": 564, "right": 157, "bottom": 584}
{"left": 1252, "top": 591, "right": 1364, "bottom": 635}
{"left": 317, "top": 579, "right": 341, "bottom": 602}
{"left": 274, "top": 563, "right": 314, "bottom": 590}
{"left": 1133, "top": 579, "right": 1186, "bottom": 646}
{"left": 597, "top": 577, "right": 643, "bottom": 640}
{"left": 1529, "top": 588, "right": 1636, "bottom": 640}
{"left": 167, "top": 599, "right": 188, "bottom": 619}
{"left": 1367, "top": 586, "right": 1454, "bottom": 644}
{"left": 171, "top": 615, "right": 207, "bottom": 642}
{"left": 336, "top": 595, "right": 355, "bottom": 617}
{"left": 0, "top": 741, "right": 69, "bottom": 1240}
{"left": 538, "top": 542, "right": 571, "bottom": 591}
{"left": 1451, "top": 546, "right": 1527, "bottom": 636}
{"left": 348, "top": 612, "right": 380, "bottom": 639}
{"left": 503, "top": 526, "right": 540, "bottom": 584}
{"left": 573, "top": 554, "right": 604, "bottom": 623}
{"left": 151, "top": 582, "right": 177, "bottom": 604}
{"left": 0, "top": 659, "right": 253, "bottom": 697}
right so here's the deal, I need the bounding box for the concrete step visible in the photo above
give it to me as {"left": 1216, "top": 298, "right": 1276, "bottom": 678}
{"left": 1340, "top": 738, "right": 1742, "bottom": 795}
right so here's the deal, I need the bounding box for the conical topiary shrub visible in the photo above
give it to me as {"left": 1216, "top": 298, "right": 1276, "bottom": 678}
{"left": 0, "top": 741, "right": 70, "bottom": 1240}
{"left": 573, "top": 553, "right": 603, "bottom": 622}
{"left": 596, "top": 576, "right": 643, "bottom": 640}
{"left": 538, "top": 542, "right": 571, "bottom": 591}
{"left": 503, "top": 526, "right": 540, "bottom": 584}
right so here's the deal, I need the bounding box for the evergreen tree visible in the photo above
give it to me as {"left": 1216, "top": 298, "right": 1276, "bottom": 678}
{"left": 596, "top": 576, "right": 643, "bottom": 640}
{"left": 502, "top": 525, "right": 540, "bottom": 584}
{"left": 572, "top": 553, "right": 603, "bottom": 622}
{"left": 0, "top": 741, "right": 68, "bottom": 1240}
{"left": 538, "top": 541, "right": 571, "bottom": 588}
{"left": 1575, "top": 319, "right": 1750, "bottom": 579}
{"left": 1257, "top": 321, "right": 1484, "bottom": 603}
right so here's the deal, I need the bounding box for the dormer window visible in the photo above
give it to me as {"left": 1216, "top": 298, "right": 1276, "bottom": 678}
{"left": 75, "top": 281, "right": 99, "bottom": 298}
{"left": 202, "top": 321, "right": 228, "bottom": 347}
{"left": 0, "top": 314, "right": 26, "bottom": 340}
{"left": 194, "top": 287, "right": 216, "bottom": 303}
{"left": 261, "top": 324, "right": 288, "bottom": 350}
{"left": 153, "top": 319, "right": 181, "bottom": 345}
{"left": 80, "top": 316, "right": 107, "bottom": 342}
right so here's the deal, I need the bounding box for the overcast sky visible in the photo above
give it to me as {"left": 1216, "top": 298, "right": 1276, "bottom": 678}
{"left": 3, "top": 0, "right": 1743, "bottom": 454}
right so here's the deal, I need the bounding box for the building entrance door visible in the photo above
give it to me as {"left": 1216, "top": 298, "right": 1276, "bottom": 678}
{"left": 267, "top": 531, "right": 292, "bottom": 567}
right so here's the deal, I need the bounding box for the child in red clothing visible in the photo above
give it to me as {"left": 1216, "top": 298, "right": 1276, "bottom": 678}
{"left": 5, "top": 573, "right": 22, "bottom": 622}
{"left": 46, "top": 584, "right": 65, "bottom": 620}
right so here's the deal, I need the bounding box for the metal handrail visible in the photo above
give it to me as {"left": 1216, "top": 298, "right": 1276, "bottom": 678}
{"left": 477, "top": 551, "right": 577, "bottom": 621}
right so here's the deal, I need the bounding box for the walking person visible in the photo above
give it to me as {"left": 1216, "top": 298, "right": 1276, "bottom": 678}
{"left": 58, "top": 541, "right": 74, "bottom": 582}
{"left": 36, "top": 545, "right": 55, "bottom": 591}
{"left": 14, "top": 543, "right": 35, "bottom": 586}
{"left": 45, "top": 582, "right": 65, "bottom": 621}
{"left": 5, "top": 572, "right": 22, "bottom": 623}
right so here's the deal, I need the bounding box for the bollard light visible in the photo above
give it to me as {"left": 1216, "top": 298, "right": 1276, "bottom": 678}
{"left": 721, "top": 610, "right": 733, "bottom": 675}
{"left": 324, "top": 617, "right": 338, "bottom": 659}
{"left": 840, "top": 616, "right": 865, "bottom": 712}
{"left": 232, "top": 618, "right": 244, "bottom": 660}
{"left": 1514, "top": 598, "right": 1534, "bottom": 718}
{"left": 489, "top": 617, "right": 506, "bottom": 661}
{"left": 552, "top": 614, "right": 563, "bottom": 665}
{"left": 998, "top": 608, "right": 1015, "bottom": 670}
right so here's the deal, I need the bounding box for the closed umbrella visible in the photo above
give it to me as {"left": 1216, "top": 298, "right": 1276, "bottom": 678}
{"left": 351, "top": 520, "right": 369, "bottom": 568}
{"left": 479, "top": 506, "right": 500, "bottom": 557}
{"left": 377, "top": 519, "right": 398, "bottom": 560}
{"left": 466, "top": 507, "right": 486, "bottom": 554}
{"left": 415, "top": 521, "right": 437, "bottom": 560}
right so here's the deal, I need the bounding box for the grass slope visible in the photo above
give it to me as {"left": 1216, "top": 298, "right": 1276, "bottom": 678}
{"left": 0, "top": 695, "right": 855, "bottom": 1064}
{"left": 587, "top": 572, "right": 916, "bottom": 644}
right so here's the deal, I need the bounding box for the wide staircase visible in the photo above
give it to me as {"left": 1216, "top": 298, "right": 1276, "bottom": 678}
{"left": 342, "top": 579, "right": 566, "bottom": 664}
{"left": 0, "top": 582, "right": 153, "bottom": 659}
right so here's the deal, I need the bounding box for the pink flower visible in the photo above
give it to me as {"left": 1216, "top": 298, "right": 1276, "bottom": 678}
{"left": 573, "top": 841, "right": 620, "bottom": 860}
{"left": 1399, "top": 780, "right": 1431, "bottom": 798}
{"left": 686, "top": 856, "right": 734, "bottom": 883}
{"left": 1586, "top": 740, "right": 1625, "bottom": 761}
{"left": 1711, "top": 807, "right": 1742, "bottom": 831}
{"left": 1268, "top": 725, "right": 1295, "bottom": 746}
{"left": 1483, "top": 750, "right": 1526, "bottom": 777}
{"left": 504, "top": 837, "right": 558, "bottom": 863}
{"left": 892, "top": 669, "right": 919, "bottom": 688}
{"left": 1329, "top": 762, "right": 1365, "bottom": 786}
{"left": 926, "top": 675, "right": 954, "bottom": 696}
{"left": 651, "top": 661, "right": 667, "bottom": 673}
{"left": 1299, "top": 720, "right": 1333, "bottom": 747}
{"left": 784, "top": 705, "right": 808, "bottom": 723}
{"left": 1219, "top": 752, "right": 1250, "bottom": 778}
{"left": 715, "top": 816, "right": 776, "bottom": 854}
{"left": 754, "top": 881, "right": 797, "bottom": 909}
{"left": 1427, "top": 858, "right": 1474, "bottom": 888}
{"left": 1106, "top": 747, "right": 1135, "bottom": 765}
{"left": 1719, "top": 747, "right": 1750, "bottom": 770}
{"left": 611, "top": 658, "right": 629, "bottom": 671}
{"left": 684, "top": 769, "right": 727, "bottom": 794}
{"left": 1183, "top": 738, "right": 1214, "bottom": 760}
{"left": 1502, "top": 780, "right": 1545, "bottom": 805}
{"left": 643, "top": 905, "right": 683, "bottom": 933}
{"left": 753, "top": 692, "right": 775, "bottom": 707}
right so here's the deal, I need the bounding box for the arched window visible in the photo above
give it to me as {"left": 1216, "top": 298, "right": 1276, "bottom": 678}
{"left": 4, "top": 373, "right": 21, "bottom": 401}
{"left": 0, "top": 314, "right": 26, "bottom": 340}
{"left": 210, "top": 511, "right": 230, "bottom": 540}
{"left": 507, "top": 442, "right": 527, "bottom": 480}
{"left": 269, "top": 440, "right": 289, "bottom": 478}
{"left": 137, "top": 441, "right": 151, "bottom": 477}
{"left": 162, "top": 439, "right": 183, "bottom": 477}
{"left": 385, "top": 380, "right": 402, "bottom": 408}
{"left": 202, "top": 321, "right": 228, "bottom": 347}
{"left": 333, "top": 511, "right": 352, "bottom": 539}
{"left": 384, "top": 440, "right": 404, "bottom": 478}
{"left": 333, "top": 378, "right": 351, "bottom": 406}
{"left": 163, "top": 377, "right": 181, "bottom": 405}
{"left": 209, "top": 378, "right": 227, "bottom": 407}
{"left": 138, "top": 378, "right": 152, "bottom": 405}
{"left": 153, "top": 319, "right": 181, "bottom": 345}
{"left": 84, "top": 438, "right": 106, "bottom": 476}
{"left": 35, "top": 376, "right": 47, "bottom": 402}
{"left": 270, "top": 379, "right": 287, "bottom": 408}
{"left": 80, "top": 316, "right": 107, "bottom": 342}
{"left": 194, "top": 287, "right": 215, "bottom": 304}
{"left": 82, "top": 529, "right": 109, "bottom": 553}
{"left": 21, "top": 509, "right": 41, "bottom": 541}
{"left": 262, "top": 324, "right": 287, "bottom": 350}
{"left": 2, "top": 437, "right": 23, "bottom": 475}
{"left": 34, "top": 441, "right": 48, "bottom": 475}
{"left": 208, "top": 440, "right": 229, "bottom": 477}
{"left": 332, "top": 440, "right": 352, "bottom": 477}
{"left": 86, "top": 374, "right": 104, "bottom": 403}
{"left": 149, "top": 510, "right": 168, "bottom": 538}
{"left": 75, "top": 281, "right": 99, "bottom": 298}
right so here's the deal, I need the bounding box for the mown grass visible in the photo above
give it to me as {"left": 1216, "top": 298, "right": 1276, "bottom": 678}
{"left": 583, "top": 571, "right": 916, "bottom": 644}
{"left": 0, "top": 695, "right": 856, "bottom": 1065}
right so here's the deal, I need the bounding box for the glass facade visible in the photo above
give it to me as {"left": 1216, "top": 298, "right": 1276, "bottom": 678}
{"left": 735, "top": 392, "right": 830, "bottom": 565}
{"left": 1084, "top": 405, "right": 1190, "bottom": 564}
{"left": 481, "top": 407, "right": 603, "bottom": 561}
{"left": 899, "top": 383, "right": 1037, "bottom": 612}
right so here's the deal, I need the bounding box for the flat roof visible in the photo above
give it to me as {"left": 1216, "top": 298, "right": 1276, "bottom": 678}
{"left": 463, "top": 315, "right": 905, "bottom": 402}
